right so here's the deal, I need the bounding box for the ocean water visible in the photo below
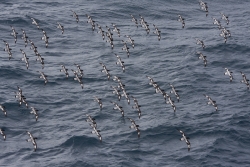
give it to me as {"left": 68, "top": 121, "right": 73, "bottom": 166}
{"left": 0, "top": 0, "right": 250, "bottom": 166}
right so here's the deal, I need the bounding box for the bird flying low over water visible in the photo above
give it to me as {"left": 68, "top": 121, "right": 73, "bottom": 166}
{"left": 127, "top": 117, "right": 140, "bottom": 138}
{"left": 240, "top": 71, "right": 250, "bottom": 90}
{"left": 204, "top": 94, "right": 218, "bottom": 111}
{"left": 0, "top": 105, "right": 7, "bottom": 117}
{"left": 177, "top": 129, "right": 191, "bottom": 151}
{"left": 224, "top": 68, "right": 233, "bottom": 82}
{"left": 0, "top": 128, "right": 6, "bottom": 141}
{"left": 26, "top": 131, "right": 38, "bottom": 151}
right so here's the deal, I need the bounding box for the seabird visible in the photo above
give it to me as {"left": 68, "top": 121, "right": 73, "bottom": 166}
{"left": 100, "top": 63, "right": 111, "bottom": 80}
{"left": 153, "top": 24, "right": 161, "bottom": 41}
{"left": 71, "top": 10, "right": 79, "bottom": 23}
{"left": 86, "top": 114, "right": 97, "bottom": 128}
{"left": 112, "top": 23, "right": 120, "bottom": 37}
{"left": 195, "top": 38, "right": 205, "bottom": 49}
{"left": 204, "top": 94, "right": 218, "bottom": 111}
{"left": 20, "top": 49, "right": 29, "bottom": 69}
{"left": 121, "top": 40, "right": 130, "bottom": 57}
{"left": 60, "top": 65, "right": 69, "bottom": 78}
{"left": 196, "top": 52, "right": 207, "bottom": 67}
{"left": 240, "top": 71, "right": 250, "bottom": 90}
{"left": 166, "top": 96, "right": 176, "bottom": 112}
{"left": 110, "top": 85, "right": 122, "bottom": 101}
{"left": 130, "top": 14, "right": 138, "bottom": 28}
{"left": 131, "top": 96, "right": 142, "bottom": 119}
{"left": 110, "top": 101, "right": 124, "bottom": 117}
{"left": 10, "top": 25, "right": 18, "bottom": 43}
{"left": 41, "top": 29, "right": 49, "bottom": 48}
{"left": 86, "top": 114, "right": 97, "bottom": 127}
{"left": 57, "top": 22, "right": 64, "bottom": 34}
{"left": 21, "top": 29, "right": 28, "bottom": 47}
{"left": 178, "top": 15, "right": 185, "bottom": 28}
{"left": 199, "top": 0, "right": 208, "bottom": 17}
{"left": 26, "top": 131, "right": 38, "bottom": 151}
{"left": 0, "top": 128, "right": 6, "bottom": 141}
{"left": 220, "top": 12, "right": 229, "bottom": 25}
{"left": 31, "top": 18, "right": 40, "bottom": 29}
{"left": 177, "top": 129, "right": 191, "bottom": 151}
{"left": 36, "top": 53, "right": 45, "bottom": 69}
{"left": 96, "top": 24, "right": 105, "bottom": 40}
{"left": 125, "top": 35, "right": 135, "bottom": 48}
{"left": 91, "top": 127, "right": 102, "bottom": 142}
{"left": 0, "top": 105, "right": 7, "bottom": 117}
{"left": 169, "top": 84, "right": 180, "bottom": 102}
{"left": 94, "top": 96, "right": 103, "bottom": 110}
{"left": 74, "top": 63, "right": 84, "bottom": 77}
{"left": 122, "top": 89, "right": 130, "bottom": 105}
{"left": 72, "top": 69, "right": 84, "bottom": 89}
{"left": 30, "top": 107, "right": 39, "bottom": 121}
{"left": 37, "top": 71, "right": 48, "bottom": 85}
{"left": 127, "top": 117, "right": 140, "bottom": 138}
{"left": 115, "top": 54, "right": 125, "bottom": 72}
{"left": 3, "top": 40, "right": 12, "bottom": 60}
{"left": 224, "top": 68, "right": 233, "bottom": 82}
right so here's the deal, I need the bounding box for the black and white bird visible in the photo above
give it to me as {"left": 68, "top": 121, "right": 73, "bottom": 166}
{"left": 166, "top": 96, "right": 176, "bottom": 112}
{"left": 153, "top": 24, "right": 161, "bottom": 41}
{"left": 10, "top": 25, "right": 18, "bottom": 43}
{"left": 57, "top": 22, "right": 64, "bottom": 34}
{"left": 110, "top": 86, "right": 122, "bottom": 101}
{"left": 220, "top": 12, "right": 229, "bottom": 25}
{"left": 21, "top": 29, "right": 29, "bottom": 47}
{"left": 130, "top": 14, "right": 138, "bottom": 28}
{"left": 86, "top": 114, "right": 97, "bottom": 128}
{"left": 26, "top": 131, "right": 38, "bottom": 151}
{"left": 169, "top": 84, "right": 180, "bottom": 102}
{"left": 94, "top": 96, "right": 103, "bottom": 110}
{"left": 100, "top": 63, "right": 111, "bottom": 80}
{"left": 74, "top": 63, "right": 84, "bottom": 77}
{"left": 112, "top": 23, "right": 120, "bottom": 37}
{"left": 37, "top": 71, "right": 48, "bottom": 85}
{"left": 60, "top": 65, "right": 69, "bottom": 78}
{"left": 240, "top": 71, "right": 250, "bottom": 90}
{"left": 30, "top": 107, "right": 39, "bottom": 121}
{"left": 115, "top": 54, "right": 125, "bottom": 72}
{"left": 96, "top": 24, "right": 105, "bottom": 40}
{"left": 131, "top": 96, "right": 142, "bottom": 119}
{"left": 224, "top": 68, "right": 233, "bottom": 82}
{"left": 204, "top": 94, "right": 218, "bottom": 111}
{"left": 0, "top": 105, "right": 7, "bottom": 117}
{"left": 31, "top": 18, "right": 40, "bottom": 29}
{"left": 199, "top": 0, "right": 208, "bottom": 17}
{"left": 110, "top": 101, "right": 124, "bottom": 117}
{"left": 72, "top": 69, "right": 84, "bottom": 89}
{"left": 91, "top": 127, "right": 102, "bottom": 142}
{"left": 195, "top": 38, "right": 205, "bottom": 49}
{"left": 20, "top": 49, "right": 29, "bottom": 69}
{"left": 71, "top": 10, "right": 79, "bottom": 23}
{"left": 41, "top": 29, "right": 49, "bottom": 48}
{"left": 3, "top": 40, "right": 12, "bottom": 60}
{"left": 0, "top": 128, "right": 6, "bottom": 140}
{"left": 127, "top": 117, "right": 140, "bottom": 138}
{"left": 125, "top": 35, "right": 135, "bottom": 48}
{"left": 36, "top": 53, "right": 45, "bottom": 69}
{"left": 178, "top": 15, "right": 185, "bottom": 28}
{"left": 196, "top": 52, "right": 207, "bottom": 67}
{"left": 177, "top": 129, "right": 191, "bottom": 151}
{"left": 122, "top": 40, "right": 130, "bottom": 57}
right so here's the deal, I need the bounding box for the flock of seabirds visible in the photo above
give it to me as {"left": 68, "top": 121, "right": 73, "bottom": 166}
{"left": 0, "top": 0, "right": 250, "bottom": 152}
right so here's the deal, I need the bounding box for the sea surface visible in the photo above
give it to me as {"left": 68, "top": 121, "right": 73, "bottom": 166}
{"left": 0, "top": 0, "right": 250, "bottom": 167}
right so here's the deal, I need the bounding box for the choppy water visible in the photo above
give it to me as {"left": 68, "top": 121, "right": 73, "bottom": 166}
{"left": 0, "top": 0, "right": 250, "bottom": 166}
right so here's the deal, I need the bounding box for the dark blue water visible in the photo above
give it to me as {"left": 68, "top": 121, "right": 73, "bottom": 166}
{"left": 0, "top": 0, "right": 250, "bottom": 166}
